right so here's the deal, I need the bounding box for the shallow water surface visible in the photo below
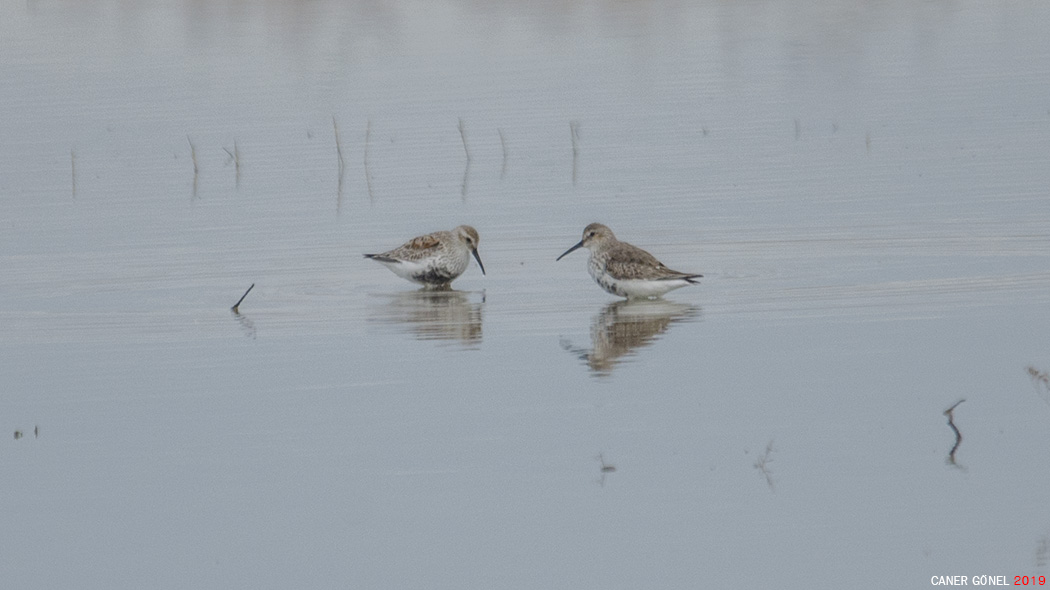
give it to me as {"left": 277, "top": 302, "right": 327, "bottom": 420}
{"left": 2, "top": 1, "right": 1050, "bottom": 588}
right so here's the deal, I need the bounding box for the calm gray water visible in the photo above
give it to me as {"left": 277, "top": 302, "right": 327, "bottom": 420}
{"left": 3, "top": 1, "right": 1050, "bottom": 588}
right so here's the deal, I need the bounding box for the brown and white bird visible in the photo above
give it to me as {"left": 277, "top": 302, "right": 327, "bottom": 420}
{"left": 557, "top": 223, "right": 701, "bottom": 299}
{"left": 365, "top": 225, "right": 485, "bottom": 289}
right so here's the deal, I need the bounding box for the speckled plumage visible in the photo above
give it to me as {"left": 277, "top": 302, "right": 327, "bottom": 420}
{"left": 365, "top": 225, "right": 485, "bottom": 289}
{"left": 557, "top": 223, "right": 701, "bottom": 299}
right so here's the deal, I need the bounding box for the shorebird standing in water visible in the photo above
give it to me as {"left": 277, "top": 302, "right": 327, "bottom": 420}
{"left": 365, "top": 225, "right": 485, "bottom": 289}
{"left": 557, "top": 223, "right": 701, "bottom": 299}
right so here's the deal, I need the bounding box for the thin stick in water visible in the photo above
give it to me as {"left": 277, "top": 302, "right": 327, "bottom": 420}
{"left": 188, "top": 136, "right": 198, "bottom": 175}
{"left": 458, "top": 118, "right": 472, "bottom": 162}
{"left": 498, "top": 128, "right": 508, "bottom": 180}
{"left": 1027, "top": 366, "right": 1050, "bottom": 404}
{"left": 459, "top": 118, "right": 471, "bottom": 198}
{"left": 334, "top": 116, "right": 347, "bottom": 209}
{"left": 944, "top": 399, "right": 965, "bottom": 466}
{"left": 188, "top": 135, "right": 199, "bottom": 197}
{"left": 597, "top": 452, "right": 616, "bottom": 487}
{"left": 333, "top": 115, "right": 345, "bottom": 174}
{"left": 223, "top": 141, "right": 242, "bottom": 188}
{"left": 70, "top": 149, "right": 76, "bottom": 198}
{"left": 753, "top": 440, "right": 775, "bottom": 492}
{"left": 234, "top": 140, "right": 241, "bottom": 188}
{"left": 231, "top": 283, "right": 255, "bottom": 313}
{"left": 570, "top": 120, "right": 580, "bottom": 186}
{"left": 364, "top": 118, "right": 374, "bottom": 203}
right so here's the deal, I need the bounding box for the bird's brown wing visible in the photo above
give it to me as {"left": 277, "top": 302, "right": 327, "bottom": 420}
{"left": 405, "top": 234, "right": 442, "bottom": 251}
{"left": 605, "top": 243, "right": 699, "bottom": 280}
{"left": 604, "top": 245, "right": 668, "bottom": 279}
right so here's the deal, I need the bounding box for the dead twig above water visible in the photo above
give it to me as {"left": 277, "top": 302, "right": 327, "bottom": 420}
{"left": 752, "top": 440, "right": 775, "bottom": 492}
{"left": 231, "top": 283, "right": 255, "bottom": 313}
{"left": 1027, "top": 366, "right": 1050, "bottom": 405}
{"left": 188, "top": 135, "right": 199, "bottom": 198}
{"left": 458, "top": 117, "right": 471, "bottom": 163}
{"left": 597, "top": 452, "right": 616, "bottom": 487}
{"left": 944, "top": 399, "right": 965, "bottom": 468}
{"left": 498, "top": 128, "right": 508, "bottom": 180}
{"left": 570, "top": 120, "right": 580, "bottom": 186}
{"left": 223, "top": 141, "right": 241, "bottom": 189}
{"left": 459, "top": 118, "right": 471, "bottom": 198}
{"left": 333, "top": 115, "right": 345, "bottom": 174}
{"left": 364, "top": 118, "right": 374, "bottom": 203}
{"left": 13, "top": 426, "right": 38, "bottom": 440}
{"left": 333, "top": 116, "right": 346, "bottom": 208}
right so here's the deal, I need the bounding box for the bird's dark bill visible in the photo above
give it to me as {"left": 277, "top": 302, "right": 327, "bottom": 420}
{"left": 557, "top": 240, "right": 585, "bottom": 261}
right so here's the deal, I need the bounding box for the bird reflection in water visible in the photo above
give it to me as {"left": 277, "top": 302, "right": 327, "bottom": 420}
{"left": 370, "top": 289, "right": 484, "bottom": 348}
{"left": 561, "top": 300, "right": 700, "bottom": 375}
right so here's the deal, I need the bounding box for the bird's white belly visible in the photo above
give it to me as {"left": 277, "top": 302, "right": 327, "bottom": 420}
{"left": 388, "top": 256, "right": 468, "bottom": 286}
{"left": 380, "top": 259, "right": 428, "bottom": 281}
{"left": 614, "top": 278, "right": 690, "bottom": 299}
{"left": 588, "top": 260, "right": 688, "bottom": 299}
